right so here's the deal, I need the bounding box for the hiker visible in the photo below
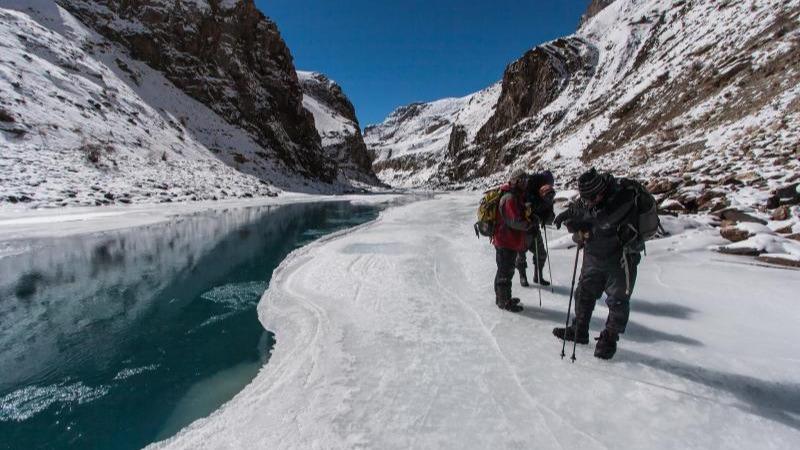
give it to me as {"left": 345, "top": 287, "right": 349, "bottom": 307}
{"left": 517, "top": 170, "right": 556, "bottom": 287}
{"left": 552, "top": 168, "right": 645, "bottom": 360}
{"left": 492, "top": 169, "right": 533, "bottom": 313}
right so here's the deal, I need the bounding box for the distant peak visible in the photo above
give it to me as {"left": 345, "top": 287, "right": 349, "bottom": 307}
{"left": 578, "top": 0, "right": 616, "bottom": 28}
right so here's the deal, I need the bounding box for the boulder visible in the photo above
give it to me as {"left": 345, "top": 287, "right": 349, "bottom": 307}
{"left": 647, "top": 178, "right": 678, "bottom": 195}
{"left": 660, "top": 199, "right": 685, "bottom": 212}
{"left": 714, "top": 207, "right": 767, "bottom": 225}
{"left": 720, "top": 175, "right": 744, "bottom": 186}
{"left": 720, "top": 226, "right": 751, "bottom": 243}
{"left": 768, "top": 183, "right": 800, "bottom": 208}
{"left": 718, "top": 246, "right": 761, "bottom": 256}
{"left": 771, "top": 205, "right": 791, "bottom": 221}
{"left": 757, "top": 256, "right": 800, "bottom": 268}
{"left": 696, "top": 190, "right": 723, "bottom": 210}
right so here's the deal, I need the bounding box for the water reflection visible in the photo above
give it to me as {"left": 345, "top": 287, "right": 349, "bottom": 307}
{"left": 0, "top": 201, "right": 379, "bottom": 450}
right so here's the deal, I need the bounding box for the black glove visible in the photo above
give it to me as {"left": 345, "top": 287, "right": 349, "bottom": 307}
{"left": 530, "top": 214, "right": 541, "bottom": 230}
{"left": 570, "top": 221, "right": 593, "bottom": 234}
{"left": 554, "top": 210, "right": 571, "bottom": 230}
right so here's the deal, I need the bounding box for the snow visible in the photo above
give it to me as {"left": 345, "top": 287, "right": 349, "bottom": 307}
{"left": 152, "top": 193, "right": 800, "bottom": 449}
{"left": 720, "top": 233, "right": 800, "bottom": 259}
{"left": 301, "top": 94, "right": 356, "bottom": 144}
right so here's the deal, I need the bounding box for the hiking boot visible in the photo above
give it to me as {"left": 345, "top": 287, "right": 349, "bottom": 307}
{"left": 505, "top": 302, "right": 524, "bottom": 313}
{"left": 594, "top": 329, "right": 619, "bottom": 360}
{"left": 552, "top": 325, "right": 589, "bottom": 344}
{"left": 496, "top": 298, "right": 524, "bottom": 313}
{"left": 518, "top": 269, "right": 529, "bottom": 287}
{"left": 533, "top": 269, "right": 550, "bottom": 287}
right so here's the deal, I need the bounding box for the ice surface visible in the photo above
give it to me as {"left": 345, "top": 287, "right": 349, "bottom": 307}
{"left": 152, "top": 193, "right": 800, "bottom": 449}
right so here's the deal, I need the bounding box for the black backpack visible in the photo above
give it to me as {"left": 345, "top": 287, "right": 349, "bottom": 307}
{"left": 619, "top": 178, "right": 660, "bottom": 242}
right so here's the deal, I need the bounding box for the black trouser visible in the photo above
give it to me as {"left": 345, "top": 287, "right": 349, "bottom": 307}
{"left": 572, "top": 252, "right": 641, "bottom": 334}
{"left": 515, "top": 228, "right": 547, "bottom": 273}
{"left": 495, "top": 247, "right": 518, "bottom": 305}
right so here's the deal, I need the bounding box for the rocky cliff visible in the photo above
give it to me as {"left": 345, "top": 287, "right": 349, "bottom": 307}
{"left": 56, "top": 0, "right": 337, "bottom": 182}
{"left": 468, "top": 37, "right": 597, "bottom": 177}
{"left": 298, "top": 71, "right": 379, "bottom": 186}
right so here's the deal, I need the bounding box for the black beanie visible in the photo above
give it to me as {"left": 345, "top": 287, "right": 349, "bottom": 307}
{"left": 578, "top": 168, "right": 608, "bottom": 199}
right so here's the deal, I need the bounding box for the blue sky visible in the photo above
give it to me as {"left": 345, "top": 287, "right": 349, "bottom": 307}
{"left": 257, "top": 0, "right": 589, "bottom": 127}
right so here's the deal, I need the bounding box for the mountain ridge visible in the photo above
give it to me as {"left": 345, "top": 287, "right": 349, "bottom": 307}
{"left": 365, "top": 0, "right": 799, "bottom": 218}
{"left": 0, "top": 0, "right": 379, "bottom": 209}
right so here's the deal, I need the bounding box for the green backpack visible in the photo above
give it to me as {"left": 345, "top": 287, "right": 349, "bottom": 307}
{"left": 474, "top": 188, "right": 504, "bottom": 238}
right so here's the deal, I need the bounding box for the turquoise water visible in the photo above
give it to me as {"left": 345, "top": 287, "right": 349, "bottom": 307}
{"left": 0, "top": 201, "right": 379, "bottom": 450}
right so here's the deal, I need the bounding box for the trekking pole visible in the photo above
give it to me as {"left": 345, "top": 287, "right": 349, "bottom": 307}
{"left": 561, "top": 245, "right": 581, "bottom": 360}
{"left": 533, "top": 238, "right": 542, "bottom": 307}
{"left": 543, "top": 225, "right": 554, "bottom": 293}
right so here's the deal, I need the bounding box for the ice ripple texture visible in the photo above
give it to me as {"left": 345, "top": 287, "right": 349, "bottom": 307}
{"left": 0, "top": 382, "right": 109, "bottom": 422}
{"left": 200, "top": 281, "right": 267, "bottom": 311}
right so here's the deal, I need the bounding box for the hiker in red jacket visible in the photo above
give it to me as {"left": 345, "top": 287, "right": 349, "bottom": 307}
{"left": 492, "top": 169, "right": 533, "bottom": 312}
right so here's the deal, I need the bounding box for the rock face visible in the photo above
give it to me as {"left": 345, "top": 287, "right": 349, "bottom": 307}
{"left": 466, "top": 37, "right": 597, "bottom": 177}
{"left": 478, "top": 38, "right": 596, "bottom": 141}
{"left": 0, "top": 2, "right": 286, "bottom": 209}
{"left": 58, "top": 0, "right": 336, "bottom": 182}
{"left": 367, "top": 0, "right": 800, "bottom": 217}
{"left": 297, "top": 71, "right": 379, "bottom": 185}
{"left": 299, "top": 71, "right": 357, "bottom": 121}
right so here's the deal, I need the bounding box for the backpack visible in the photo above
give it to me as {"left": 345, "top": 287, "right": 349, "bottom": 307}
{"left": 474, "top": 187, "right": 504, "bottom": 238}
{"left": 619, "top": 178, "right": 660, "bottom": 242}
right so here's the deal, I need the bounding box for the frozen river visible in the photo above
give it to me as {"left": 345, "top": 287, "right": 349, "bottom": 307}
{"left": 0, "top": 201, "right": 380, "bottom": 450}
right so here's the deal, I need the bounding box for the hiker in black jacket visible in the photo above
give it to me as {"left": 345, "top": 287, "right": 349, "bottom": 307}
{"left": 516, "top": 171, "right": 556, "bottom": 287}
{"left": 552, "top": 168, "right": 642, "bottom": 360}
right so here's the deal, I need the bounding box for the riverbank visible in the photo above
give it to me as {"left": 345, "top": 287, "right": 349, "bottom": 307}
{"left": 0, "top": 193, "right": 403, "bottom": 241}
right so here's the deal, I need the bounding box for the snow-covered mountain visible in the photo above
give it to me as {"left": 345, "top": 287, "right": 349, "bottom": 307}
{"left": 367, "top": 0, "right": 800, "bottom": 215}
{"left": 364, "top": 83, "right": 500, "bottom": 188}
{"left": 57, "top": 0, "right": 338, "bottom": 182}
{"left": 0, "top": 0, "right": 378, "bottom": 210}
{"left": 298, "top": 71, "right": 380, "bottom": 186}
